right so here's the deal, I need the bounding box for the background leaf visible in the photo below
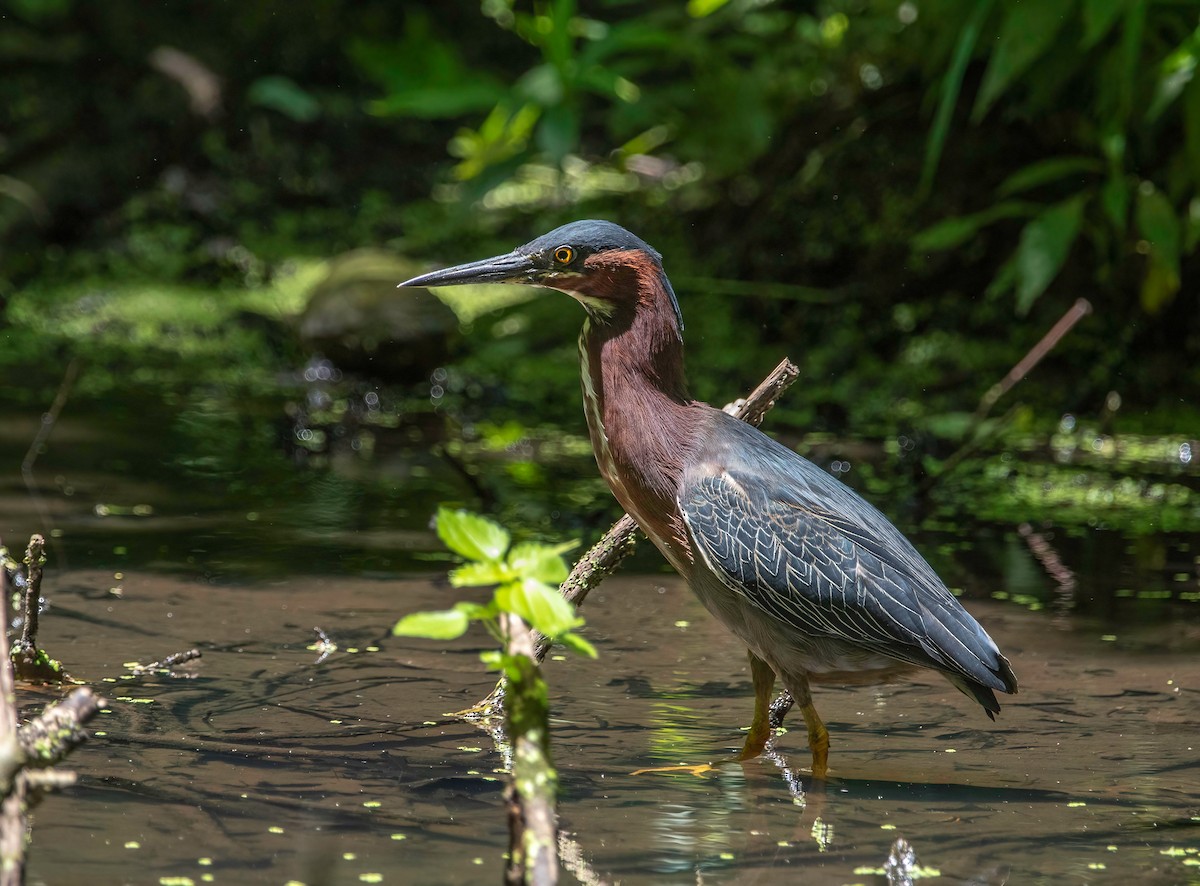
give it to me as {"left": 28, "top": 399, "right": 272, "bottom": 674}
{"left": 972, "top": 0, "right": 1074, "bottom": 121}
{"left": 1136, "top": 185, "right": 1182, "bottom": 312}
{"left": 247, "top": 76, "right": 321, "bottom": 122}
{"left": 450, "top": 560, "right": 510, "bottom": 587}
{"left": 1081, "top": 0, "right": 1126, "bottom": 50}
{"left": 912, "top": 201, "right": 1037, "bottom": 251}
{"left": 1013, "top": 194, "right": 1086, "bottom": 314}
{"left": 996, "top": 156, "right": 1103, "bottom": 197}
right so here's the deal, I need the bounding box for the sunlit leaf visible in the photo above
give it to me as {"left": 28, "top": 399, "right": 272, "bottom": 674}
{"left": 1013, "top": 195, "right": 1086, "bottom": 315}
{"left": 912, "top": 201, "right": 1038, "bottom": 252}
{"left": 479, "top": 649, "right": 505, "bottom": 669}
{"left": 450, "top": 561, "right": 510, "bottom": 587}
{"left": 687, "top": 0, "right": 731, "bottom": 17}
{"left": 496, "top": 578, "right": 578, "bottom": 638}
{"left": 557, "top": 631, "right": 598, "bottom": 659}
{"left": 506, "top": 541, "right": 571, "bottom": 584}
{"left": 973, "top": 0, "right": 1073, "bottom": 121}
{"left": 454, "top": 600, "right": 495, "bottom": 620}
{"left": 996, "top": 157, "right": 1103, "bottom": 198}
{"left": 436, "top": 508, "right": 510, "bottom": 562}
{"left": 516, "top": 64, "right": 564, "bottom": 106}
{"left": 1145, "top": 29, "right": 1199, "bottom": 122}
{"left": 393, "top": 608, "right": 469, "bottom": 640}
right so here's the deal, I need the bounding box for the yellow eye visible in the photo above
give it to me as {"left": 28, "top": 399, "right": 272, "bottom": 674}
{"left": 553, "top": 245, "right": 575, "bottom": 265}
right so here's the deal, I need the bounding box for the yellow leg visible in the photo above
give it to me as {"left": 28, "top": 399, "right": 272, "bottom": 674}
{"left": 737, "top": 651, "right": 776, "bottom": 760}
{"left": 799, "top": 699, "right": 830, "bottom": 778}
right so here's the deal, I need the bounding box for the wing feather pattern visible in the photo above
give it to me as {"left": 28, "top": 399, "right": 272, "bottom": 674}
{"left": 679, "top": 414, "right": 1017, "bottom": 713}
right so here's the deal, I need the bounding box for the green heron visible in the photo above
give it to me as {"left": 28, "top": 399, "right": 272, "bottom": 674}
{"left": 400, "top": 220, "right": 1018, "bottom": 777}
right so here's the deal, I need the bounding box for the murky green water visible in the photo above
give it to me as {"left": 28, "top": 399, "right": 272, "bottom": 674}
{"left": 18, "top": 568, "right": 1200, "bottom": 885}
{"left": 3, "top": 389, "right": 1199, "bottom": 884}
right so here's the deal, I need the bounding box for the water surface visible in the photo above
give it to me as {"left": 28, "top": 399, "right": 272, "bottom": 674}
{"left": 21, "top": 564, "right": 1200, "bottom": 885}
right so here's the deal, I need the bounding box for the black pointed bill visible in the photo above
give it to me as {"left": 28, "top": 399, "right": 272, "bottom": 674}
{"left": 398, "top": 251, "right": 538, "bottom": 289}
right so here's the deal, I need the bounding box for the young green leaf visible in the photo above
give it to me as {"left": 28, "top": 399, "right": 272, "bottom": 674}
{"left": 393, "top": 608, "right": 470, "bottom": 640}
{"left": 436, "top": 507, "right": 511, "bottom": 562}
{"left": 454, "top": 600, "right": 496, "bottom": 620}
{"left": 558, "top": 631, "right": 598, "bottom": 659}
{"left": 479, "top": 649, "right": 505, "bottom": 669}
{"left": 496, "top": 578, "right": 579, "bottom": 638}
{"left": 450, "top": 560, "right": 510, "bottom": 587}
{"left": 506, "top": 541, "right": 571, "bottom": 584}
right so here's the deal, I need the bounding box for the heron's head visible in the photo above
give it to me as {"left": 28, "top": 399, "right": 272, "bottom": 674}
{"left": 398, "top": 219, "right": 684, "bottom": 337}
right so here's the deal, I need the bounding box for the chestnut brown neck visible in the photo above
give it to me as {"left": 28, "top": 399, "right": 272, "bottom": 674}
{"left": 576, "top": 262, "right": 698, "bottom": 565}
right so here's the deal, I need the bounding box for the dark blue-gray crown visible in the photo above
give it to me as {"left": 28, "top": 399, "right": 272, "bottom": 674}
{"left": 520, "top": 220, "right": 663, "bottom": 264}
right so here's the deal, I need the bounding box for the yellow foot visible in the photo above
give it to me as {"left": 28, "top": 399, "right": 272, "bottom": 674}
{"left": 630, "top": 762, "right": 722, "bottom": 777}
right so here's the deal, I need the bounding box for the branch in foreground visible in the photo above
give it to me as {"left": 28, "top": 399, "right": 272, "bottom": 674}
{"left": 501, "top": 613, "right": 558, "bottom": 886}
{"left": 1, "top": 543, "right": 105, "bottom": 886}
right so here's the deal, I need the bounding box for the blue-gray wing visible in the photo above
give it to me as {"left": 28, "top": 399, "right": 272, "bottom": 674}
{"left": 678, "top": 419, "right": 1015, "bottom": 704}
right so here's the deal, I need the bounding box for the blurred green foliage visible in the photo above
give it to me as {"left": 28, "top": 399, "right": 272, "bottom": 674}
{"left": 0, "top": 0, "right": 1196, "bottom": 548}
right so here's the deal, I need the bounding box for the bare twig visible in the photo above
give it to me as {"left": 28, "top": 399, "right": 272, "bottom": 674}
{"left": 10, "top": 536, "right": 66, "bottom": 684}
{"left": 924, "top": 299, "right": 1092, "bottom": 491}
{"left": 18, "top": 536, "right": 44, "bottom": 651}
{"left": 975, "top": 298, "right": 1092, "bottom": 421}
{"left": 21, "top": 358, "right": 80, "bottom": 570}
